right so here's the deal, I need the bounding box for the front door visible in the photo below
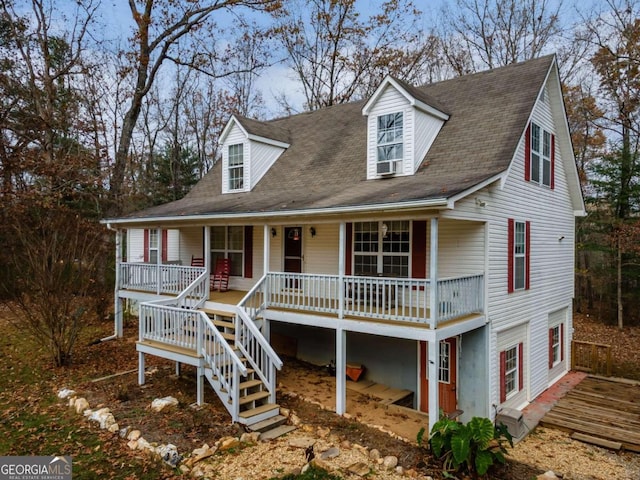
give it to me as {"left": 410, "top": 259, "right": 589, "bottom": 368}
{"left": 419, "top": 338, "right": 458, "bottom": 415}
{"left": 284, "top": 227, "right": 303, "bottom": 286}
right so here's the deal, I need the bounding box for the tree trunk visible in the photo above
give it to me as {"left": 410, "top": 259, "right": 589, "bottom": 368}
{"left": 617, "top": 233, "right": 623, "bottom": 329}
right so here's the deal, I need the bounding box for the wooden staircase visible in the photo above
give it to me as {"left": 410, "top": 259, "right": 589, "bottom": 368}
{"left": 201, "top": 308, "right": 281, "bottom": 426}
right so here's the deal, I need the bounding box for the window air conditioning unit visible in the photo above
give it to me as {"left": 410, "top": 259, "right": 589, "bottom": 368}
{"left": 495, "top": 407, "right": 527, "bottom": 441}
{"left": 377, "top": 161, "right": 397, "bottom": 176}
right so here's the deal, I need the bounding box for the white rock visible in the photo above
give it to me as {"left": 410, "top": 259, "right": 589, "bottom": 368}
{"left": 150, "top": 396, "right": 179, "bottom": 412}
{"left": 127, "top": 429, "right": 141, "bottom": 441}
{"left": 537, "top": 472, "right": 559, "bottom": 479}
{"left": 369, "top": 448, "right": 381, "bottom": 461}
{"left": 107, "top": 423, "right": 120, "bottom": 433}
{"left": 74, "top": 398, "right": 89, "bottom": 414}
{"left": 319, "top": 447, "right": 340, "bottom": 460}
{"left": 58, "top": 388, "right": 76, "bottom": 399}
{"left": 383, "top": 455, "right": 398, "bottom": 470}
{"left": 86, "top": 408, "right": 116, "bottom": 429}
{"left": 157, "top": 443, "right": 182, "bottom": 467}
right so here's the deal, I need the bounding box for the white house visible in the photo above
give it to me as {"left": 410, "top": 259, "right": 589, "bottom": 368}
{"left": 103, "top": 55, "right": 584, "bottom": 432}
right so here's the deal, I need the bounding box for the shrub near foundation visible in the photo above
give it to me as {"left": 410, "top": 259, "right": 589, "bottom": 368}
{"left": 419, "top": 415, "right": 513, "bottom": 479}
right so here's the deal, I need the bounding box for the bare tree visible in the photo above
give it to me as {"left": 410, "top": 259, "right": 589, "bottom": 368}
{"left": 439, "top": 0, "right": 563, "bottom": 72}
{"left": 109, "top": 0, "right": 279, "bottom": 215}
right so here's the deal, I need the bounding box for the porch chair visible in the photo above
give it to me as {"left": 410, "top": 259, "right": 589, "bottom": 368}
{"left": 211, "top": 258, "right": 231, "bottom": 292}
{"left": 190, "top": 255, "right": 205, "bottom": 267}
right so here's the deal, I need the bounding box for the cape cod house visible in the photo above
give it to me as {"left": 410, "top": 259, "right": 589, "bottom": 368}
{"left": 103, "top": 55, "right": 584, "bottom": 433}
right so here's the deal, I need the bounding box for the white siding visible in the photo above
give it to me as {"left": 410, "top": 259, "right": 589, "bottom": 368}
{"left": 221, "top": 124, "right": 247, "bottom": 194}
{"left": 366, "top": 85, "right": 412, "bottom": 179}
{"left": 179, "top": 227, "right": 204, "bottom": 265}
{"left": 547, "top": 307, "right": 569, "bottom": 384}
{"left": 438, "top": 219, "right": 485, "bottom": 277}
{"left": 166, "top": 229, "right": 180, "bottom": 262}
{"left": 249, "top": 140, "right": 285, "bottom": 189}
{"left": 303, "top": 224, "right": 340, "bottom": 275}
{"left": 496, "top": 323, "right": 529, "bottom": 409}
{"left": 269, "top": 226, "right": 283, "bottom": 272}
{"left": 413, "top": 109, "right": 445, "bottom": 172}
{"left": 441, "top": 75, "right": 576, "bottom": 411}
{"left": 127, "top": 228, "right": 145, "bottom": 263}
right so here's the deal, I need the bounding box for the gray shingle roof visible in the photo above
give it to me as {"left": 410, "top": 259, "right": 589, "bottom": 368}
{"left": 117, "top": 55, "right": 555, "bottom": 221}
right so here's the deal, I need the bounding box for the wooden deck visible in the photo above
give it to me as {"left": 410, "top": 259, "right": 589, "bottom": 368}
{"left": 540, "top": 376, "right": 640, "bottom": 452}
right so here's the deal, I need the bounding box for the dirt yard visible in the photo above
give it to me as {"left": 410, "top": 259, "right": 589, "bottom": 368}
{"left": 1, "top": 307, "right": 640, "bottom": 479}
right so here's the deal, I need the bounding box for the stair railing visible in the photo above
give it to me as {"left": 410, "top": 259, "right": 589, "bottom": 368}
{"left": 236, "top": 275, "right": 283, "bottom": 404}
{"left": 174, "top": 268, "right": 209, "bottom": 309}
{"left": 199, "top": 311, "right": 248, "bottom": 422}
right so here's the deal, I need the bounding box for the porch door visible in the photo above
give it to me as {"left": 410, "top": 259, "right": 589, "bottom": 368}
{"left": 419, "top": 338, "right": 458, "bottom": 415}
{"left": 284, "top": 227, "right": 303, "bottom": 287}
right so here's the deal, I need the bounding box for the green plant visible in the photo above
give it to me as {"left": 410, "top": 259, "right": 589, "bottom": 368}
{"left": 270, "top": 465, "right": 343, "bottom": 479}
{"left": 426, "top": 415, "right": 513, "bottom": 479}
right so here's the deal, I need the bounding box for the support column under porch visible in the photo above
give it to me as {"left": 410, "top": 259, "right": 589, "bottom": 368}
{"left": 136, "top": 341, "right": 206, "bottom": 405}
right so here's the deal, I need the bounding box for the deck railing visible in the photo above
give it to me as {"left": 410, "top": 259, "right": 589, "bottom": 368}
{"left": 119, "top": 262, "right": 206, "bottom": 296}
{"left": 266, "top": 272, "right": 484, "bottom": 327}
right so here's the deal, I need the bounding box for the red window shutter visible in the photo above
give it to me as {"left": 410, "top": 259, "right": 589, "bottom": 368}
{"left": 518, "top": 342, "right": 524, "bottom": 392}
{"left": 412, "top": 221, "right": 427, "bottom": 279}
{"left": 161, "top": 229, "right": 168, "bottom": 262}
{"left": 345, "top": 223, "right": 353, "bottom": 275}
{"left": 244, "top": 226, "right": 253, "bottom": 278}
{"left": 560, "top": 323, "right": 564, "bottom": 361}
{"left": 548, "top": 328, "right": 554, "bottom": 369}
{"left": 525, "top": 221, "right": 531, "bottom": 290}
{"left": 550, "top": 134, "right": 555, "bottom": 190}
{"left": 143, "top": 229, "right": 149, "bottom": 262}
{"left": 524, "top": 123, "right": 531, "bottom": 181}
{"left": 499, "top": 350, "right": 506, "bottom": 402}
{"left": 507, "top": 219, "right": 514, "bottom": 293}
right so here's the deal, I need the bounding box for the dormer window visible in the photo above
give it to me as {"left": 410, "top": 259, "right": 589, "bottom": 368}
{"left": 228, "top": 143, "right": 244, "bottom": 190}
{"left": 377, "top": 112, "right": 403, "bottom": 175}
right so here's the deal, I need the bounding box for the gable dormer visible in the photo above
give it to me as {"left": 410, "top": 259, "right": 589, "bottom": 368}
{"left": 362, "top": 77, "right": 449, "bottom": 180}
{"left": 219, "top": 115, "right": 290, "bottom": 194}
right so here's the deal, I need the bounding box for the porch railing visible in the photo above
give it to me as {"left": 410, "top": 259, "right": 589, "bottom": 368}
{"left": 119, "top": 262, "right": 206, "bottom": 296}
{"left": 263, "top": 272, "right": 484, "bottom": 327}
{"left": 237, "top": 277, "right": 283, "bottom": 404}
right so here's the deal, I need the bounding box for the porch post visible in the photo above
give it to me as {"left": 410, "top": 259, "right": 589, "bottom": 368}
{"left": 156, "top": 227, "right": 163, "bottom": 295}
{"left": 338, "top": 222, "right": 345, "bottom": 318}
{"left": 138, "top": 351, "right": 146, "bottom": 385}
{"left": 114, "top": 229, "right": 123, "bottom": 337}
{"left": 204, "top": 226, "right": 211, "bottom": 276}
{"left": 263, "top": 224, "right": 270, "bottom": 275}
{"left": 429, "top": 218, "right": 439, "bottom": 329}
{"left": 428, "top": 339, "right": 439, "bottom": 432}
{"left": 336, "top": 326, "right": 346, "bottom": 415}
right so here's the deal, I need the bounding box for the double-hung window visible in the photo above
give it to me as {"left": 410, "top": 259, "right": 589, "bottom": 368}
{"left": 211, "top": 226, "right": 243, "bottom": 277}
{"left": 148, "top": 228, "right": 158, "bottom": 263}
{"left": 376, "top": 112, "right": 403, "bottom": 174}
{"left": 529, "top": 122, "right": 553, "bottom": 187}
{"left": 503, "top": 345, "right": 519, "bottom": 398}
{"left": 353, "top": 220, "right": 409, "bottom": 277}
{"left": 228, "top": 144, "right": 244, "bottom": 190}
{"left": 508, "top": 219, "right": 530, "bottom": 293}
{"left": 548, "top": 323, "right": 564, "bottom": 368}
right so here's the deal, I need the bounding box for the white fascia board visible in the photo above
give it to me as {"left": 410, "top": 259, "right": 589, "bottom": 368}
{"left": 247, "top": 134, "right": 290, "bottom": 149}
{"left": 413, "top": 99, "right": 449, "bottom": 121}
{"left": 101, "top": 197, "right": 449, "bottom": 227}
{"left": 362, "top": 77, "right": 448, "bottom": 121}
{"left": 446, "top": 173, "right": 505, "bottom": 209}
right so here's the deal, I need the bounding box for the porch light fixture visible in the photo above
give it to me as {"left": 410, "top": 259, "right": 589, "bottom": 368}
{"left": 475, "top": 197, "right": 486, "bottom": 207}
{"left": 310, "top": 227, "right": 316, "bottom": 237}
{"left": 381, "top": 223, "right": 388, "bottom": 238}
{"left": 271, "top": 227, "right": 277, "bottom": 237}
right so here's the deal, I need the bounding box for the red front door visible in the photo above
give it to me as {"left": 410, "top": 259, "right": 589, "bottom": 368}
{"left": 419, "top": 338, "right": 458, "bottom": 415}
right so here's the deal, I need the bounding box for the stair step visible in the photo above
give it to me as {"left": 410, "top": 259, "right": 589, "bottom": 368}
{"left": 239, "top": 390, "right": 270, "bottom": 405}
{"left": 259, "top": 425, "right": 297, "bottom": 441}
{"left": 221, "top": 331, "right": 235, "bottom": 341}
{"left": 240, "top": 379, "right": 263, "bottom": 390}
{"left": 201, "top": 308, "right": 235, "bottom": 318}
{"left": 247, "top": 414, "right": 288, "bottom": 433}
{"left": 213, "top": 319, "right": 235, "bottom": 330}
{"left": 239, "top": 403, "right": 279, "bottom": 420}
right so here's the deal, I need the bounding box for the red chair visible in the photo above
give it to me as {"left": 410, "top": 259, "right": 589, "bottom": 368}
{"left": 191, "top": 255, "right": 205, "bottom": 267}
{"left": 211, "top": 258, "right": 231, "bottom": 292}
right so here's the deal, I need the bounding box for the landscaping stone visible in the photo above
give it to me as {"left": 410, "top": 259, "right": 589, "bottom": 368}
{"left": 319, "top": 447, "right": 340, "bottom": 460}
{"left": 73, "top": 397, "right": 89, "bottom": 414}
{"left": 150, "top": 396, "right": 178, "bottom": 412}
{"left": 369, "top": 448, "right": 380, "bottom": 461}
{"left": 383, "top": 455, "right": 398, "bottom": 470}
{"left": 157, "top": 443, "right": 182, "bottom": 467}
{"left": 57, "top": 388, "right": 76, "bottom": 399}
{"left": 84, "top": 407, "right": 116, "bottom": 430}
{"left": 127, "top": 429, "right": 141, "bottom": 441}
{"left": 347, "top": 462, "right": 371, "bottom": 476}
{"left": 289, "top": 436, "right": 316, "bottom": 449}
{"left": 218, "top": 436, "right": 240, "bottom": 451}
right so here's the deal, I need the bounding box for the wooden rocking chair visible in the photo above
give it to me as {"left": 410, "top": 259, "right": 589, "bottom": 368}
{"left": 190, "top": 255, "right": 205, "bottom": 267}
{"left": 211, "top": 258, "right": 231, "bottom": 292}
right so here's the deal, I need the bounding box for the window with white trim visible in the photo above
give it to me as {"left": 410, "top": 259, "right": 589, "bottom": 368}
{"left": 211, "top": 226, "right": 243, "bottom": 277}
{"left": 228, "top": 143, "right": 244, "bottom": 190}
{"left": 550, "top": 325, "right": 561, "bottom": 366}
{"left": 514, "top": 221, "right": 526, "bottom": 290}
{"left": 438, "top": 341, "right": 451, "bottom": 383}
{"left": 148, "top": 228, "right": 158, "bottom": 264}
{"left": 376, "top": 112, "right": 403, "bottom": 174}
{"left": 504, "top": 345, "right": 519, "bottom": 398}
{"left": 530, "top": 122, "right": 552, "bottom": 187}
{"left": 353, "top": 220, "right": 409, "bottom": 277}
